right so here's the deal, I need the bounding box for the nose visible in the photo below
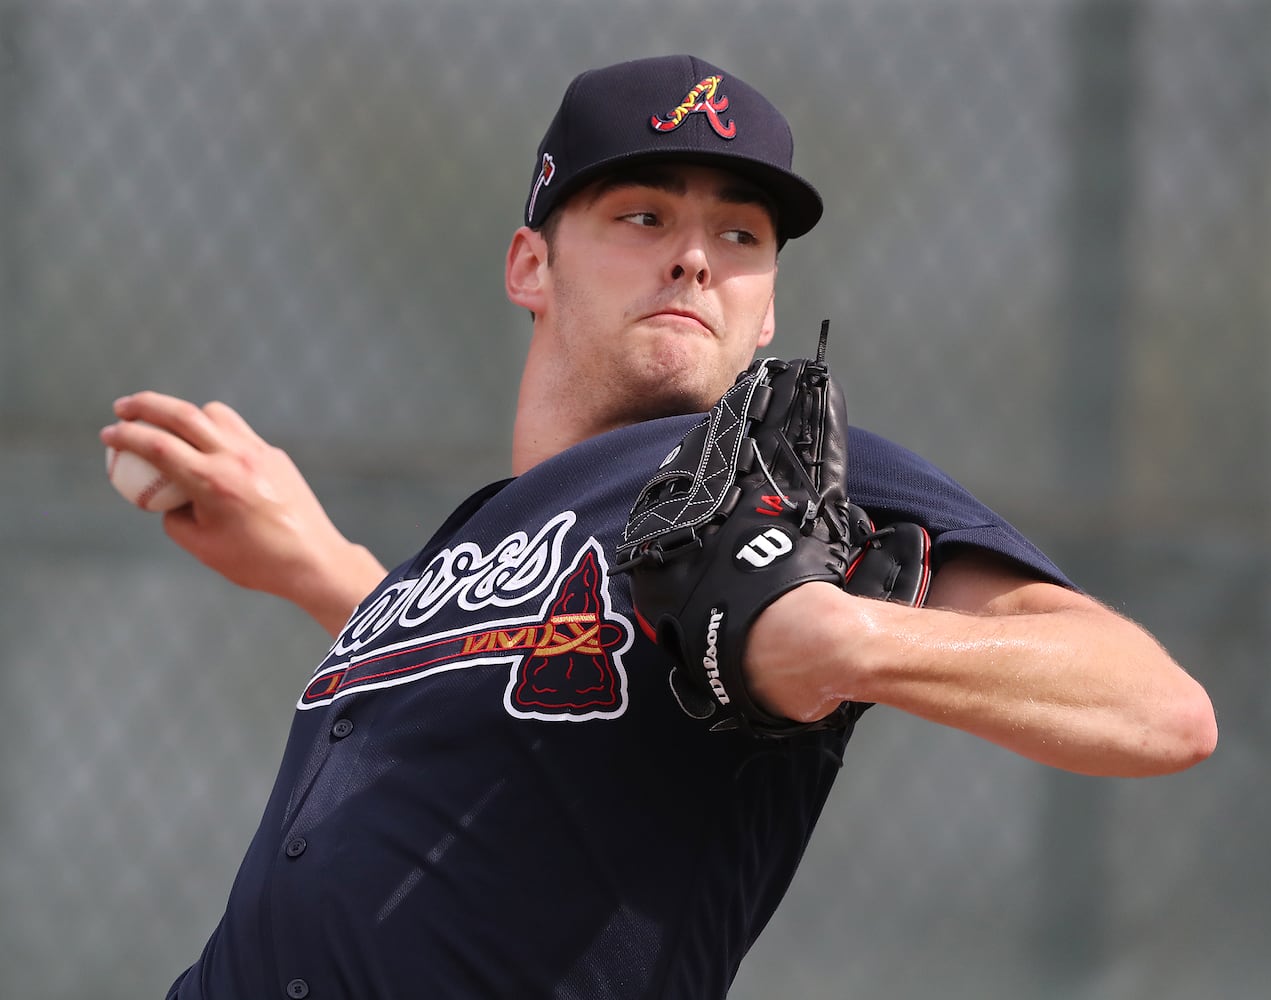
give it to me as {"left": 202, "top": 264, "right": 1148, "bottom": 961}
{"left": 668, "top": 237, "right": 710, "bottom": 288}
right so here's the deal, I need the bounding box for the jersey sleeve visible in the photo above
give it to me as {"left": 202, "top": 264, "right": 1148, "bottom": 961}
{"left": 846, "top": 427, "right": 1076, "bottom": 590}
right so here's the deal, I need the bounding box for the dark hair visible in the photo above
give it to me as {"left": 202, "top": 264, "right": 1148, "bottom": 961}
{"left": 533, "top": 209, "right": 565, "bottom": 268}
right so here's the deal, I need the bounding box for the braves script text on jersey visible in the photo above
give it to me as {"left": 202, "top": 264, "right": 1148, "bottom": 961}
{"left": 167, "top": 416, "right": 1070, "bottom": 1000}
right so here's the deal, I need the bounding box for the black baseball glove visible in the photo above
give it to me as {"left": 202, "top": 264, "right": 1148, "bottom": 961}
{"left": 615, "top": 322, "right": 931, "bottom": 737}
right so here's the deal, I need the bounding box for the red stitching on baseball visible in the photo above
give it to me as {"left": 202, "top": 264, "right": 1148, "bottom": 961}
{"left": 136, "top": 475, "right": 169, "bottom": 510}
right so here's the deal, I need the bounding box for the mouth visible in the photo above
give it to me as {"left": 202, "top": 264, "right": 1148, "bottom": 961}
{"left": 641, "top": 307, "right": 716, "bottom": 337}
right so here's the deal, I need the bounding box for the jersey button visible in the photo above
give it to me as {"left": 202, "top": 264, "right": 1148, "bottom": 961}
{"left": 285, "top": 979, "right": 309, "bottom": 999}
{"left": 331, "top": 718, "right": 354, "bottom": 739}
{"left": 284, "top": 837, "right": 307, "bottom": 858}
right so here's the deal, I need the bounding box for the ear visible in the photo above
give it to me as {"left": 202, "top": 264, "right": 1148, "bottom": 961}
{"left": 755, "top": 289, "right": 776, "bottom": 348}
{"left": 505, "top": 226, "right": 549, "bottom": 314}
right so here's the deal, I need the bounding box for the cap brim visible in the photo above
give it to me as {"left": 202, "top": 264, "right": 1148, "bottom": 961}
{"left": 545, "top": 150, "right": 823, "bottom": 244}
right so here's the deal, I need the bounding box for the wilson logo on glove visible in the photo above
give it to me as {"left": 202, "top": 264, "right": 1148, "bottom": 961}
{"left": 735, "top": 527, "right": 794, "bottom": 569}
{"left": 702, "top": 609, "right": 729, "bottom": 705}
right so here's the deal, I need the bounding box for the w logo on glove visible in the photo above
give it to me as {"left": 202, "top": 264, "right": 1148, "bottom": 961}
{"left": 734, "top": 527, "right": 795, "bottom": 569}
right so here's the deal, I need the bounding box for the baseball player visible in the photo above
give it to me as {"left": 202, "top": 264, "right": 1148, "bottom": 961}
{"left": 101, "top": 55, "right": 1215, "bottom": 999}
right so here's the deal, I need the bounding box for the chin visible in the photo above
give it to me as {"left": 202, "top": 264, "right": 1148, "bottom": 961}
{"left": 630, "top": 342, "right": 736, "bottom": 414}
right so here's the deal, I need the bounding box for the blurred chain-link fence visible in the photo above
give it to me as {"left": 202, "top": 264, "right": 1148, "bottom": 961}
{"left": 1, "top": 1, "right": 1267, "bottom": 998}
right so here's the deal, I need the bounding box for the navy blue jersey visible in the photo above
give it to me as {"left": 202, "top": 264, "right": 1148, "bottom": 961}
{"left": 168, "top": 417, "right": 1070, "bottom": 1000}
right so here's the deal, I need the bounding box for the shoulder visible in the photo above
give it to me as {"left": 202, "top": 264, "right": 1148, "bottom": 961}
{"left": 846, "top": 426, "right": 978, "bottom": 523}
{"left": 846, "top": 426, "right": 1075, "bottom": 590}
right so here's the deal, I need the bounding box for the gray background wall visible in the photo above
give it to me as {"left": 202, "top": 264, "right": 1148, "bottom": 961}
{"left": 1, "top": 1, "right": 1267, "bottom": 998}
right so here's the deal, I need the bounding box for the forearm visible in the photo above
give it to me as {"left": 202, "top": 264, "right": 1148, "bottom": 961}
{"left": 846, "top": 596, "right": 1215, "bottom": 776}
{"left": 746, "top": 581, "right": 1217, "bottom": 777}
{"left": 159, "top": 483, "right": 389, "bottom": 639}
{"left": 283, "top": 539, "right": 387, "bottom": 638}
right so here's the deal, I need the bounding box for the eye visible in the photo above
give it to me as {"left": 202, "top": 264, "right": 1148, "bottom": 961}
{"left": 620, "top": 211, "right": 660, "bottom": 228}
{"left": 722, "top": 228, "right": 763, "bottom": 246}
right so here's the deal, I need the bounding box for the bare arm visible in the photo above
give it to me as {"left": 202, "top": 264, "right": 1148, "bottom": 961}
{"left": 743, "top": 552, "right": 1217, "bottom": 777}
{"left": 101, "top": 392, "right": 386, "bottom": 638}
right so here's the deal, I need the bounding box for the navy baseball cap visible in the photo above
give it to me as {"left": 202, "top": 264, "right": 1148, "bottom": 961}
{"left": 524, "top": 54, "right": 823, "bottom": 243}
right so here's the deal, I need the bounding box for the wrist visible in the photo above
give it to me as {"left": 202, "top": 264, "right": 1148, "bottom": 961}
{"left": 293, "top": 539, "right": 386, "bottom": 638}
{"left": 799, "top": 586, "right": 900, "bottom": 711}
{"left": 747, "top": 583, "right": 871, "bottom": 723}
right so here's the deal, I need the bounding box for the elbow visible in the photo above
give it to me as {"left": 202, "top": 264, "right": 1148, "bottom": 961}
{"left": 1181, "top": 687, "right": 1219, "bottom": 767}
{"left": 1152, "top": 680, "right": 1218, "bottom": 775}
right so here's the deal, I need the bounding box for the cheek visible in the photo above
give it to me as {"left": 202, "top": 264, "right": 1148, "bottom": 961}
{"left": 550, "top": 243, "right": 626, "bottom": 314}
{"left": 550, "top": 268, "right": 605, "bottom": 335}
{"left": 721, "top": 279, "right": 775, "bottom": 343}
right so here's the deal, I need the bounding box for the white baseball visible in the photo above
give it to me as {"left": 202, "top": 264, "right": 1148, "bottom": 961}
{"left": 105, "top": 439, "right": 191, "bottom": 512}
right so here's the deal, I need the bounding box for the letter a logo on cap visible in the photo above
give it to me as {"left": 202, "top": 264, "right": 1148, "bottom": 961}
{"left": 650, "top": 75, "right": 737, "bottom": 139}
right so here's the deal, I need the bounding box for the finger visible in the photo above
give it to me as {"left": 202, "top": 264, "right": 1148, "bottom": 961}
{"left": 202, "top": 399, "right": 267, "bottom": 444}
{"left": 100, "top": 417, "right": 213, "bottom": 489}
{"left": 111, "top": 391, "right": 224, "bottom": 453}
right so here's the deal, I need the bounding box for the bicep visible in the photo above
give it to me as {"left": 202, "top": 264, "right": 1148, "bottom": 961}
{"left": 925, "top": 549, "right": 1091, "bottom": 618}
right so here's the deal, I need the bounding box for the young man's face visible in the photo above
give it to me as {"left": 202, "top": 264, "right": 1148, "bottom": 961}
{"left": 533, "top": 163, "right": 780, "bottom": 424}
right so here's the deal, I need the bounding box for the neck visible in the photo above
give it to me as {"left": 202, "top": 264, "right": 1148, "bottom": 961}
{"left": 510, "top": 338, "right": 611, "bottom": 475}
{"left": 511, "top": 400, "right": 590, "bottom": 476}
